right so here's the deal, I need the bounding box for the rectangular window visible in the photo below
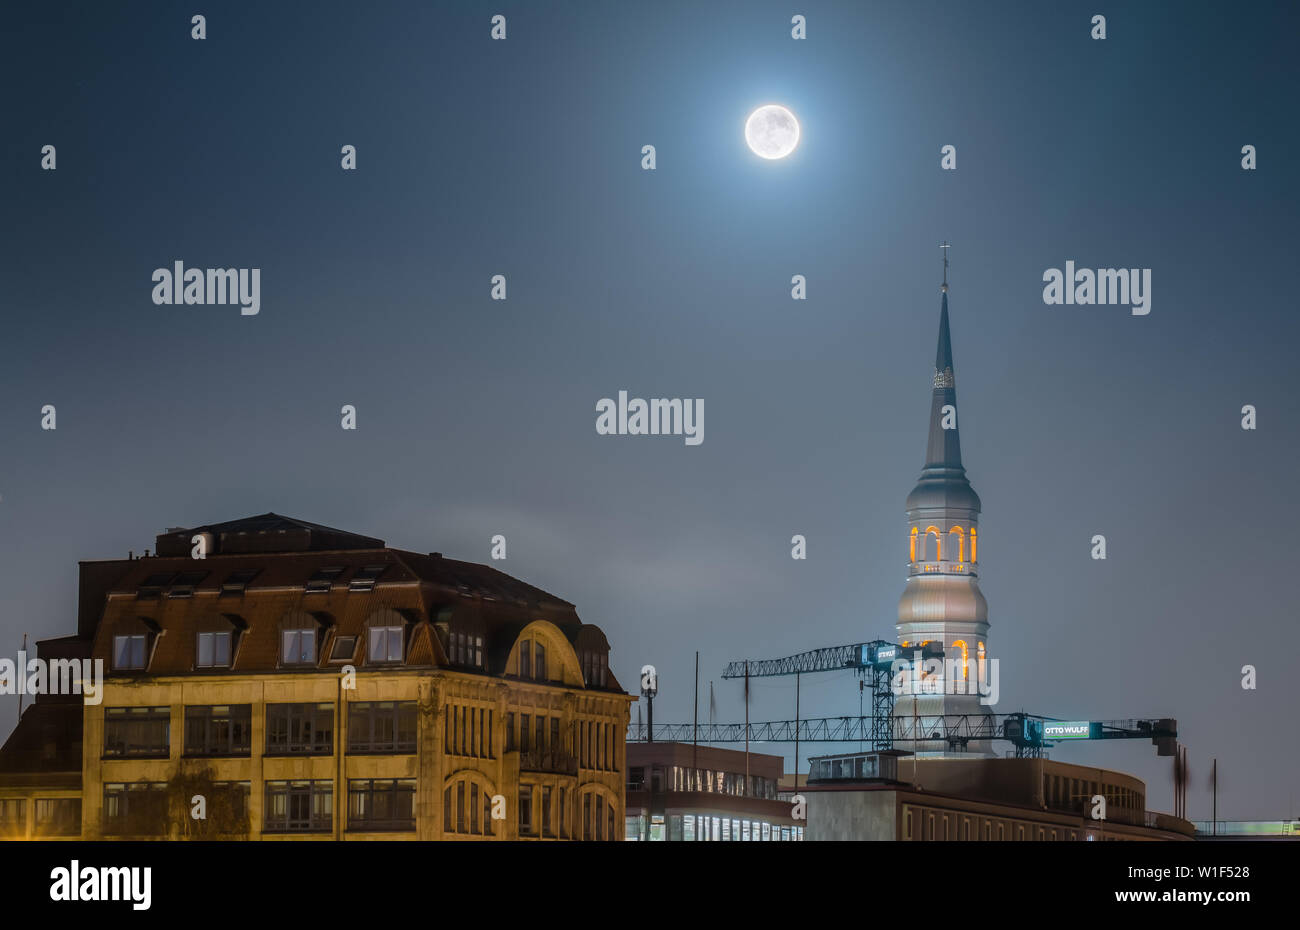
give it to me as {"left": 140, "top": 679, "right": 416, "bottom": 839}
{"left": 183, "top": 704, "right": 251, "bottom": 756}
{"left": 102, "top": 783, "right": 168, "bottom": 835}
{"left": 196, "top": 630, "right": 233, "bottom": 668}
{"left": 519, "top": 785, "right": 533, "bottom": 834}
{"left": 347, "top": 779, "right": 415, "bottom": 832}
{"left": 347, "top": 701, "right": 417, "bottom": 753}
{"left": 542, "top": 786, "right": 553, "bottom": 837}
{"left": 304, "top": 566, "right": 343, "bottom": 593}
{"left": 583, "top": 793, "right": 592, "bottom": 840}
{"left": 348, "top": 563, "right": 388, "bottom": 592}
{"left": 112, "top": 634, "right": 148, "bottom": 670}
{"left": 519, "top": 641, "right": 531, "bottom": 679}
{"left": 367, "top": 624, "right": 404, "bottom": 663}
{"left": 103, "top": 706, "right": 170, "bottom": 758}
{"left": 504, "top": 712, "right": 515, "bottom": 751}
{"left": 534, "top": 643, "right": 546, "bottom": 680}
{"left": 0, "top": 798, "right": 26, "bottom": 836}
{"left": 520, "top": 714, "right": 530, "bottom": 753}
{"left": 329, "top": 635, "right": 357, "bottom": 662}
{"left": 168, "top": 570, "right": 207, "bottom": 598}
{"left": 204, "top": 781, "right": 250, "bottom": 833}
{"left": 265, "top": 703, "right": 334, "bottom": 754}
{"left": 220, "top": 569, "right": 258, "bottom": 595}
{"left": 33, "top": 799, "right": 80, "bottom": 837}
{"left": 136, "top": 572, "right": 173, "bottom": 601}
{"left": 264, "top": 780, "right": 332, "bottom": 832}
{"left": 281, "top": 628, "right": 317, "bottom": 665}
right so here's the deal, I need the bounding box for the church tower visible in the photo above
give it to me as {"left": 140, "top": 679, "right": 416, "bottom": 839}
{"left": 896, "top": 249, "right": 994, "bottom": 755}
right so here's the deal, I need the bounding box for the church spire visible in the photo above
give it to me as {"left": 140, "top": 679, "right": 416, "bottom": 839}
{"left": 906, "top": 245, "right": 979, "bottom": 511}
{"left": 925, "top": 249, "right": 961, "bottom": 471}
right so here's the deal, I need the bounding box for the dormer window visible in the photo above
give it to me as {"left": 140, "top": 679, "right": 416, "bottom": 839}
{"left": 446, "top": 613, "right": 485, "bottom": 669}
{"left": 368, "top": 624, "right": 404, "bottom": 663}
{"left": 581, "top": 650, "right": 609, "bottom": 687}
{"left": 282, "top": 628, "right": 317, "bottom": 665}
{"left": 279, "top": 611, "right": 326, "bottom": 667}
{"left": 113, "top": 634, "right": 148, "bottom": 670}
{"left": 196, "top": 631, "right": 232, "bottom": 668}
{"left": 364, "top": 609, "right": 409, "bottom": 665}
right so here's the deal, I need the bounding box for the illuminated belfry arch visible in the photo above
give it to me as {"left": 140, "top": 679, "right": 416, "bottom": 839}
{"left": 895, "top": 246, "right": 993, "bottom": 756}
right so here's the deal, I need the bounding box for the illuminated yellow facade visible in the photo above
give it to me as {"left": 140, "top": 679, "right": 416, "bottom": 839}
{"left": 0, "top": 514, "right": 633, "bottom": 841}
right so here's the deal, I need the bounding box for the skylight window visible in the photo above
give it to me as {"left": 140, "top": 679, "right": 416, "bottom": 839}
{"left": 305, "top": 567, "right": 344, "bottom": 593}
{"left": 136, "top": 573, "right": 175, "bottom": 601}
{"left": 168, "top": 570, "right": 208, "bottom": 598}
{"left": 348, "top": 563, "right": 389, "bottom": 592}
{"left": 220, "top": 569, "right": 259, "bottom": 596}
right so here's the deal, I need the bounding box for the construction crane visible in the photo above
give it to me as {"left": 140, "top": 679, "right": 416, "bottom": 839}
{"left": 625, "top": 712, "right": 1178, "bottom": 758}
{"left": 639, "top": 643, "right": 1179, "bottom": 758}
{"left": 721, "top": 640, "right": 945, "bottom": 752}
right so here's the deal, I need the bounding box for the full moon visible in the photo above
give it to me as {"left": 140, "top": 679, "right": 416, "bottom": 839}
{"left": 745, "top": 104, "right": 800, "bottom": 159}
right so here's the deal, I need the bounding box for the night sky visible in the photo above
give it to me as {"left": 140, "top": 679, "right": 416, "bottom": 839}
{"left": 2, "top": 1, "right": 1297, "bottom": 820}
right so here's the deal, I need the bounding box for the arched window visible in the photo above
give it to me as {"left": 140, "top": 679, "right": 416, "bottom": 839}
{"left": 971, "top": 528, "right": 978, "bottom": 562}
{"left": 924, "top": 526, "right": 942, "bottom": 561}
{"left": 575, "top": 626, "right": 612, "bottom": 688}
{"left": 910, "top": 527, "right": 918, "bottom": 561}
{"left": 442, "top": 775, "right": 495, "bottom": 837}
{"left": 578, "top": 787, "right": 617, "bottom": 841}
{"left": 952, "top": 639, "right": 969, "bottom": 680}
{"left": 948, "top": 526, "right": 965, "bottom": 562}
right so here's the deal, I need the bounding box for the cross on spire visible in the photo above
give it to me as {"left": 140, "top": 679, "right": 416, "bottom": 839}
{"left": 940, "top": 241, "right": 951, "bottom": 292}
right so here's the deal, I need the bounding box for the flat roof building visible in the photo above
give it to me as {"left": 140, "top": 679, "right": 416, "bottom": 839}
{"left": 625, "top": 742, "right": 801, "bottom": 841}
{"left": 802, "top": 750, "right": 1194, "bottom": 841}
